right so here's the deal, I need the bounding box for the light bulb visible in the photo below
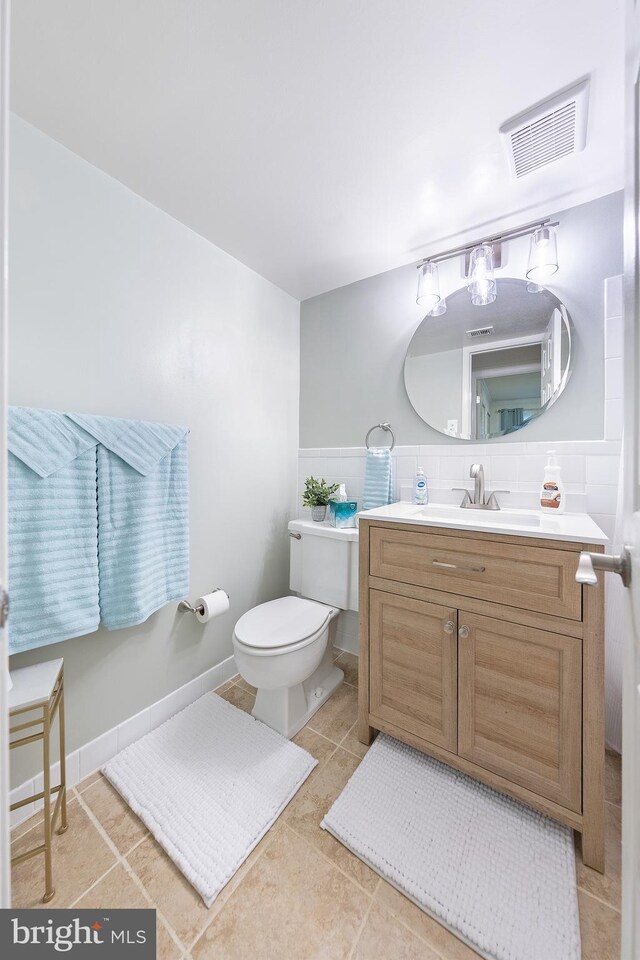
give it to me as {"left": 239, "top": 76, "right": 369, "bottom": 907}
{"left": 526, "top": 225, "right": 558, "bottom": 281}
{"left": 468, "top": 244, "right": 496, "bottom": 306}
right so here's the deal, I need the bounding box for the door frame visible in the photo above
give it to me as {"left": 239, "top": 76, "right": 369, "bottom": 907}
{"left": 0, "top": 0, "right": 10, "bottom": 909}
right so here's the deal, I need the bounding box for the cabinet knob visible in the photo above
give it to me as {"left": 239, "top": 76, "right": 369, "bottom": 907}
{"left": 458, "top": 625, "right": 470, "bottom": 639}
{"left": 443, "top": 619, "right": 455, "bottom": 634}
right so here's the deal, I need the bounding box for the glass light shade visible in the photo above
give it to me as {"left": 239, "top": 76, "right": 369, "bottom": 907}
{"left": 526, "top": 226, "right": 558, "bottom": 281}
{"left": 416, "top": 261, "right": 441, "bottom": 307}
{"left": 429, "top": 297, "right": 447, "bottom": 316}
{"left": 468, "top": 244, "right": 496, "bottom": 306}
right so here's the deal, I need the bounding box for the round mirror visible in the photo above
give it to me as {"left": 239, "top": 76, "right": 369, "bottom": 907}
{"left": 404, "top": 277, "right": 573, "bottom": 440}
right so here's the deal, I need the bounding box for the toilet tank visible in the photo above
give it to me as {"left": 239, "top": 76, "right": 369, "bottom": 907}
{"left": 288, "top": 519, "right": 358, "bottom": 611}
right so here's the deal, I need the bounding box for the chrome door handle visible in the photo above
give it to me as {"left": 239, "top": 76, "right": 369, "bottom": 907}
{"left": 576, "top": 549, "right": 631, "bottom": 587}
{"left": 0, "top": 586, "right": 8, "bottom": 628}
{"left": 289, "top": 532, "right": 302, "bottom": 540}
{"left": 443, "top": 619, "right": 455, "bottom": 634}
{"left": 458, "top": 625, "right": 470, "bottom": 639}
{"left": 433, "top": 559, "right": 486, "bottom": 574}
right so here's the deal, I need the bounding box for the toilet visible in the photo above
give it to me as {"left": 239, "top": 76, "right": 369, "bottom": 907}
{"left": 232, "top": 518, "right": 358, "bottom": 738}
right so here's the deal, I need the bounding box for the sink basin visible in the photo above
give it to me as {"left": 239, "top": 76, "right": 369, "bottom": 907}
{"left": 411, "top": 504, "right": 541, "bottom": 527}
{"left": 356, "top": 500, "right": 609, "bottom": 544}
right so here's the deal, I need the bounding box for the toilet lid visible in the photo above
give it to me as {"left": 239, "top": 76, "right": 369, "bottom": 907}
{"left": 234, "top": 596, "right": 332, "bottom": 650}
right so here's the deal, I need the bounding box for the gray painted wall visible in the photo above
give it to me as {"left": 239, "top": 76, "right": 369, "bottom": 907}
{"left": 9, "top": 116, "right": 300, "bottom": 786}
{"left": 300, "top": 191, "right": 623, "bottom": 447}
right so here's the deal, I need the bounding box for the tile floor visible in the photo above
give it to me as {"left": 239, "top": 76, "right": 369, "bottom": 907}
{"left": 11, "top": 650, "right": 622, "bottom": 960}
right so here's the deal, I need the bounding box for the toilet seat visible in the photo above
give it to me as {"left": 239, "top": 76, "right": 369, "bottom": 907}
{"left": 234, "top": 596, "right": 333, "bottom": 653}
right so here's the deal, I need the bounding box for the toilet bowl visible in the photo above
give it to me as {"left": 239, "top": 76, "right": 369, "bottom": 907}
{"left": 232, "top": 518, "right": 359, "bottom": 739}
{"left": 232, "top": 595, "right": 343, "bottom": 739}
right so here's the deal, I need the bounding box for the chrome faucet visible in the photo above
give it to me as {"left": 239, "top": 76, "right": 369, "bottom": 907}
{"left": 452, "top": 463, "right": 509, "bottom": 510}
{"left": 470, "top": 463, "right": 485, "bottom": 506}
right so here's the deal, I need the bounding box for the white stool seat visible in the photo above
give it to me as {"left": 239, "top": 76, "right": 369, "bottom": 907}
{"left": 9, "top": 658, "right": 64, "bottom": 711}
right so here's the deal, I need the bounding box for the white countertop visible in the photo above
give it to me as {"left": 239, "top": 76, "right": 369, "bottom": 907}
{"left": 357, "top": 502, "right": 608, "bottom": 544}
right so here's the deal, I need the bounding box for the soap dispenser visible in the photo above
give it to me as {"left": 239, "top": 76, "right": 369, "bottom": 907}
{"left": 539, "top": 451, "right": 565, "bottom": 514}
{"left": 413, "top": 467, "right": 428, "bottom": 505}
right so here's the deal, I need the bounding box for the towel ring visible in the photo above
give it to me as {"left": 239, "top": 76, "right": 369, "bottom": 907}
{"left": 365, "top": 422, "right": 395, "bottom": 451}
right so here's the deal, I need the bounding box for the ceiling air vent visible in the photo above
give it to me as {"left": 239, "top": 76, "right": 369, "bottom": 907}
{"left": 466, "top": 326, "right": 494, "bottom": 339}
{"left": 500, "top": 78, "right": 589, "bottom": 179}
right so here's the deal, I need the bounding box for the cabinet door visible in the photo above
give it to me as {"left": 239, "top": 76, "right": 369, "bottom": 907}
{"left": 458, "top": 611, "right": 582, "bottom": 812}
{"left": 369, "top": 590, "right": 457, "bottom": 752}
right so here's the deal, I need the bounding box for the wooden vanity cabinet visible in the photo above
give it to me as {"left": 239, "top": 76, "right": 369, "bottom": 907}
{"left": 358, "top": 519, "right": 605, "bottom": 872}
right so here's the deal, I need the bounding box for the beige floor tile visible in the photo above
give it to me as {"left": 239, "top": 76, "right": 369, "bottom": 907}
{"left": 353, "top": 901, "right": 441, "bottom": 960}
{"left": 292, "top": 726, "right": 339, "bottom": 766}
{"left": 11, "top": 808, "right": 45, "bottom": 843}
{"left": 284, "top": 747, "right": 379, "bottom": 894}
{"left": 234, "top": 676, "right": 257, "bottom": 695}
{"left": 82, "top": 776, "right": 148, "bottom": 856}
{"left": 306, "top": 682, "right": 358, "bottom": 744}
{"left": 578, "top": 890, "right": 621, "bottom": 960}
{"left": 126, "top": 835, "right": 212, "bottom": 948}
{"left": 219, "top": 685, "right": 255, "bottom": 714}
{"left": 335, "top": 651, "right": 359, "bottom": 688}
{"left": 576, "top": 802, "right": 621, "bottom": 909}
{"left": 11, "top": 798, "right": 116, "bottom": 908}
{"left": 605, "top": 749, "right": 621, "bottom": 806}
{"left": 75, "top": 863, "right": 182, "bottom": 960}
{"left": 76, "top": 770, "right": 104, "bottom": 794}
{"left": 374, "top": 881, "right": 481, "bottom": 960}
{"left": 340, "top": 723, "right": 369, "bottom": 760}
{"left": 214, "top": 679, "right": 236, "bottom": 695}
{"left": 192, "top": 824, "right": 370, "bottom": 960}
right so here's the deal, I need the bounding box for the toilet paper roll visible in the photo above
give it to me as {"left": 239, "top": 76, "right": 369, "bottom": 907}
{"left": 195, "top": 590, "right": 230, "bottom": 623}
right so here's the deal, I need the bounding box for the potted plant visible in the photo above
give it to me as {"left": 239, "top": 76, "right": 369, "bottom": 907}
{"left": 302, "top": 476, "right": 339, "bottom": 522}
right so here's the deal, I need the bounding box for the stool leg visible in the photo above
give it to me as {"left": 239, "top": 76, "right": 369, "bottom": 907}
{"left": 58, "top": 681, "right": 68, "bottom": 834}
{"left": 42, "top": 704, "right": 54, "bottom": 903}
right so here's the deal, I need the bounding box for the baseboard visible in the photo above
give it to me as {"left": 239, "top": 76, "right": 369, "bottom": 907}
{"left": 10, "top": 654, "right": 238, "bottom": 829}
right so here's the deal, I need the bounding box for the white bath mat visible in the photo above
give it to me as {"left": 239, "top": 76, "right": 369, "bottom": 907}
{"left": 321, "top": 734, "right": 580, "bottom": 960}
{"left": 102, "top": 692, "right": 316, "bottom": 906}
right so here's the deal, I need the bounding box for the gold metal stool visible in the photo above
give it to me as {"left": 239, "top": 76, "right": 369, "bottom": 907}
{"left": 9, "top": 658, "right": 68, "bottom": 902}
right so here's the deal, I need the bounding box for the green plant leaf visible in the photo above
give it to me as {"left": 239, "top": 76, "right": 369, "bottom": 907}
{"left": 302, "top": 475, "right": 340, "bottom": 506}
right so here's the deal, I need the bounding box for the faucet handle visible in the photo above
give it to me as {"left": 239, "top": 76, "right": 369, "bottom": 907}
{"left": 452, "top": 488, "right": 472, "bottom": 508}
{"left": 485, "top": 490, "right": 510, "bottom": 509}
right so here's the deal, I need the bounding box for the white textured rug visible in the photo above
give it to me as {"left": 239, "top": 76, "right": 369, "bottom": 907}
{"left": 103, "top": 692, "right": 317, "bottom": 906}
{"left": 321, "top": 734, "right": 580, "bottom": 960}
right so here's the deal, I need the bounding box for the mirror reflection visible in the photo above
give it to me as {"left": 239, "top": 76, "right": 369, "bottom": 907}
{"left": 404, "top": 278, "right": 572, "bottom": 440}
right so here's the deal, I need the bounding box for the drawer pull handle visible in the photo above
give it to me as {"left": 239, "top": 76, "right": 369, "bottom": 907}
{"left": 459, "top": 625, "right": 470, "bottom": 639}
{"left": 443, "top": 619, "right": 455, "bottom": 634}
{"left": 432, "top": 559, "right": 486, "bottom": 574}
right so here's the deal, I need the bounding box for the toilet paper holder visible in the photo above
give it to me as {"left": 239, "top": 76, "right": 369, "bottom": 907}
{"left": 178, "top": 588, "right": 227, "bottom": 615}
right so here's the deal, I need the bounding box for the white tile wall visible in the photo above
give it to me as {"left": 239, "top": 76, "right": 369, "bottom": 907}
{"left": 10, "top": 654, "right": 237, "bottom": 827}
{"left": 298, "top": 438, "right": 620, "bottom": 529}
{"left": 604, "top": 275, "right": 624, "bottom": 440}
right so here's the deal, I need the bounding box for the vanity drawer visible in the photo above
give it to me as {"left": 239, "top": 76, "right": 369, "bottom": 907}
{"left": 369, "top": 526, "right": 582, "bottom": 621}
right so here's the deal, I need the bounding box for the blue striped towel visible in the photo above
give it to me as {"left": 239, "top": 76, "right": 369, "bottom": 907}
{"left": 75, "top": 415, "right": 189, "bottom": 630}
{"left": 8, "top": 408, "right": 100, "bottom": 653}
{"left": 362, "top": 447, "right": 394, "bottom": 510}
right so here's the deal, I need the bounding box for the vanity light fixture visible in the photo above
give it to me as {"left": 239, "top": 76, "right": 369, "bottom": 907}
{"left": 526, "top": 225, "right": 559, "bottom": 281}
{"left": 416, "top": 260, "right": 441, "bottom": 307}
{"left": 468, "top": 244, "right": 497, "bottom": 306}
{"left": 415, "top": 216, "right": 560, "bottom": 309}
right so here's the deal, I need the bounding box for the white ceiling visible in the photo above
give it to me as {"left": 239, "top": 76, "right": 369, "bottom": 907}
{"left": 10, "top": 0, "right": 624, "bottom": 300}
